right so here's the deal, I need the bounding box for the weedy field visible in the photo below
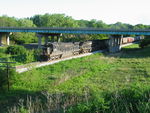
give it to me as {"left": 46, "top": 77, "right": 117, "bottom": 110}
{"left": 0, "top": 44, "right": 150, "bottom": 113}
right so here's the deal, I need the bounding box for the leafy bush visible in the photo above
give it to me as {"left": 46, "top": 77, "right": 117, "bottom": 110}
{"left": 6, "top": 45, "right": 41, "bottom": 63}
{"left": 0, "top": 47, "right": 6, "bottom": 53}
{"left": 0, "top": 47, "right": 7, "bottom": 58}
{"left": 139, "top": 38, "right": 150, "bottom": 48}
{"left": 6, "top": 45, "right": 27, "bottom": 55}
{"left": 11, "top": 49, "right": 41, "bottom": 63}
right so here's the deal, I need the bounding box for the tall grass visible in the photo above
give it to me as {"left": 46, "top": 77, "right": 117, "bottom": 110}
{"left": 7, "top": 85, "right": 150, "bottom": 113}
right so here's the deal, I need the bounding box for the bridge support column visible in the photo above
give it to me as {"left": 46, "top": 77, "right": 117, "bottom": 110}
{"left": 6, "top": 36, "right": 10, "bottom": 45}
{"left": 38, "top": 36, "right": 42, "bottom": 49}
{"left": 0, "top": 32, "right": 11, "bottom": 46}
{"left": 57, "top": 34, "right": 62, "bottom": 42}
{"left": 44, "top": 35, "right": 49, "bottom": 45}
{"left": 108, "top": 35, "right": 122, "bottom": 53}
{"left": 37, "top": 33, "right": 62, "bottom": 48}
{"left": 51, "top": 36, "right": 55, "bottom": 42}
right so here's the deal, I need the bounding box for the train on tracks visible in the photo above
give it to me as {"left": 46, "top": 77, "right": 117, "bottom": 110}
{"left": 40, "top": 36, "right": 143, "bottom": 61}
{"left": 41, "top": 39, "right": 109, "bottom": 60}
{"left": 121, "top": 36, "right": 143, "bottom": 44}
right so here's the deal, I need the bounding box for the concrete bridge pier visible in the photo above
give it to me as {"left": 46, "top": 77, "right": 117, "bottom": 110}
{"left": 57, "top": 35, "right": 61, "bottom": 42}
{"left": 44, "top": 35, "right": 49, "bottom": 45}
{"left": 37, "top": 33, "right": 62, "bottom": 48}
{"left": 0, "top": 32, "right": 12, "bottom": 46}
{"left": 50, "top": 34, "right": 62, "bottom": 42}
{"left": 37, "top": 34, "right": 42, "bottom": 49}
{"left": 108, "top": 35, "right": 123, "bottom": 53}
{"left": 51, "top": 36, "right": 55, "bottom": 42}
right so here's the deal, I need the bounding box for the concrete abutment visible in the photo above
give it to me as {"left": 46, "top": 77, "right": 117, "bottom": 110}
{"left": 0, "top": 32, "right": 12, "bottom": 46}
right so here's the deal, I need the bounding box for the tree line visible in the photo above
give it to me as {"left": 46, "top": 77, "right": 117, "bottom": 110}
{"left": 0, "top": 14, "right": 150, "bottom": 44}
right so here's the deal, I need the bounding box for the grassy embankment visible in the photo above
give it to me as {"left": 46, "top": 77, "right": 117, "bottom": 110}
{"left": 0, "top": 44, "right": 150, "bottom": 113}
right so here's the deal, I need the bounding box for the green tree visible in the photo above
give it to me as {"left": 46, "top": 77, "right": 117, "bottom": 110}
{"left": 109, "top": 22, "right": 132, "bottom": 29}
{"left": 133, "top": 24, "right": 148, "bottom": 30}
{"left": 31, "top": 13, "right": 79, "bottom": 27}
{"left": 0, "top": 15, "right": 18, "bottom": 27}
{"left": 10, "top": 18, "right": 37, "bottom": 44}
{"left": 77, "top": 19, "right": 89, "bottom": 27}
{"left": 30, "top": 15, "right": 43, "bottom": 27}
{"left": 18, "top": 18, "right": 36, "bottom": 27}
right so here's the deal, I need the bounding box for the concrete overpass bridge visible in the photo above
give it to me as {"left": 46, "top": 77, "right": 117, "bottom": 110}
{"left": 0, "top": 27, "right": 150, "bottom": 35}
{"left": 0, "top": 27, "right": 150, "bottom": 52}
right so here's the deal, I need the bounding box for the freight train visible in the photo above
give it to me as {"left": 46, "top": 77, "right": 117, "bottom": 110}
{"left": 41, "top": 39, "right": 109, "bottom": 60}
{"left": 121, "top": 36, "right": 143, "bottom": 44}
{"left": 40, "top": 36, "right": 143, "bottom": 61}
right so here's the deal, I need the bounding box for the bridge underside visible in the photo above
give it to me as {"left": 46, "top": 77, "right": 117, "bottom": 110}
{"left": 0, "top": 32, "right": 136, "bottom": 53}
{"left": 0, "top": 28, "right": 143, "bottom": 53}
{"left": 37, "top": 33, "right": 62, "bottom": 48}
{"left": 37, "top": 33, "right": 124, "bottom": 53}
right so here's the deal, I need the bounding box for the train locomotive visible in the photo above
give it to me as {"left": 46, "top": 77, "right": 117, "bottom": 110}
{"left": 41, "top": 39, "right": 109, "bottom": 61}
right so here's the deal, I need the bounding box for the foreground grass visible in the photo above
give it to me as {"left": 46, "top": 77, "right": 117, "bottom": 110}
{"left": 0, "top": 44, "right": 150, "bottom": 113}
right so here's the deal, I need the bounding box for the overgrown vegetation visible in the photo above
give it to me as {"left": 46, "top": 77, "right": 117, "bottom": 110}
{"left": 0, "top": 45, "right": 41, "bottom": 65}
{"left": 0, "top": 44, "right": 150, "bottom": 113}
{"left": 139, "top": 36, "right": 150, "bottom": 48}
{"left": 0, "top": 68, "right": 16, "bottom": 92}
{"left": 6, "top": 45, "right": 27, "bottom": 55}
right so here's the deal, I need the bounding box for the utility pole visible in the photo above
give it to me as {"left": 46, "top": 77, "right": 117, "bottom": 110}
{"left": 0, "top": 62, "right": 15, "bottom": 91}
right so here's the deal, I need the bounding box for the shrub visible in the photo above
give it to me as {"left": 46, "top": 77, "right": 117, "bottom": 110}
{"left": 34, "top": 49, "right": 42, "bottom": 61}
{"left": 0, "top": 47, "right": 7, "bottom": 58}
{"left": 23, "top": 50, "right": 35, "bottom": 63}
{"left": 139, "top": 38, "right": 150, "bottom": 48}
{"left": 11, "top": 49, "right": 40, "bottom": 63}
{"left": 0, "top": 68, "right": 7, "bottom": 92}
{"left": 6, "top": 45, "right": 41, "bottom": 63}
{"left": 0, "top": 47, "right": 6, "bottom": 53}
{"left": 6, "top": 45, "right": 27, "bottom": 55}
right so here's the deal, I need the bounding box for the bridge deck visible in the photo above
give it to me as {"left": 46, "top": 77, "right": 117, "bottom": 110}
{"left": 0, "top": 27, "right": 150, "bottom": 35}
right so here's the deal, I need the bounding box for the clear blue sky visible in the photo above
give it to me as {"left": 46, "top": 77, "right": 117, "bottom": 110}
{"left": 0, "top": 0, "right": 150, "bottom": 25}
